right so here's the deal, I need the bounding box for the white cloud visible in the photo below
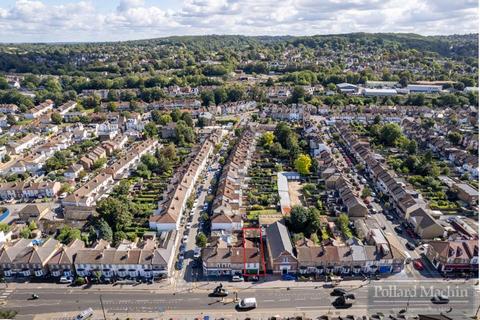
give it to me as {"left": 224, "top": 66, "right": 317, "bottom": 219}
{"left": 0, "top": 0, "right": 477, "bottom": 42}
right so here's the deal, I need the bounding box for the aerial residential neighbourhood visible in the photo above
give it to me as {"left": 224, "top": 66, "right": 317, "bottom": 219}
{"left": 0, "top": 1, "right": 478, "bottom": 320}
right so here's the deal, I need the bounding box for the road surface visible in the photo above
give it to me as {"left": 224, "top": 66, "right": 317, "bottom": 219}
{"left": 2, "top": 281, "right": 477, "bottom": 319}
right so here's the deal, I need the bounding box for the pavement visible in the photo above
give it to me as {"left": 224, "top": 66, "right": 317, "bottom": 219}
{"left": 2, "top": 279, "right": 477, "bottom": 319}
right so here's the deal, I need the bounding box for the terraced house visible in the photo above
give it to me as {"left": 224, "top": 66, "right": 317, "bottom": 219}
{"left": 149, "top": 129, "right": 222, "bottom": 232}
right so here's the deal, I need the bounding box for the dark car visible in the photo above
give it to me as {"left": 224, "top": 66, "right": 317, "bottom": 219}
{"left": 281, "top": 273, "right": 296, "bottom": 281}
{"left": 406, "top": 242, "right": 416, "bottom": 250}
{"left": 210, "top": 287, "right": 229, "bottom": 297}
{"left": 331, "top": 288, "right": 348, "bottom": 296}
{"left": 332, "top": 296, "right": 353, "bottom": 308}
{"left": 176, "top": 259, "right": 184, "bottom": 270}
{"left": 247, "top": 275, "right": 259, "bottom": 282}
{"left": 344, "top": 293, "right": 355, "bottom": 300}
{"left": 386, "top": 215, "right": 394, "bottom": 221}
{"left": 394, "top": 226, "right": 403, "bottom": 234}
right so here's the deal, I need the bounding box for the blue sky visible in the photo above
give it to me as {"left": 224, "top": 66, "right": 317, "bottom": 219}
{"left": 0, "top": 0, "right": 478, "bottom": 43}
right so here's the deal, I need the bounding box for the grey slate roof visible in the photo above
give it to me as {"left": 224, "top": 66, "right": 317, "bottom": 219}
{"left": 266, "top": 221, "right": 294, "bottom": 259}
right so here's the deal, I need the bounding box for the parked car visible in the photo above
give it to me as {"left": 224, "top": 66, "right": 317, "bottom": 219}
{"left": 386, "top": 215, "right": 394, "bottom": 221}
{"left": 231, "top": 275, "right": 244, "bottom": 282}
{"left": 193, "top": 247, "right": 201, "bottom": 259}
{"left": 406, "top": 242, "right": 416, "bottom": 250}
{"left": 186, "top": 222, "right": 192, "bottom": 229}
{"left": 281, "top": 273, "right": 296, "bottom": 281}
{"left": 182, "top": 235, "right": 188, "bottom": 242}
{"left": 75, "top": 308, "right": 94, "bottom": 320}
{"left": 431, "top": 294, "right": 449, "bottom": 304}
{"left": 394, "top": 226, "right": 403, "bottom": 234}
{"left": 413, "top": 260, "right": 424, "bottom": 271}
{"left": 59, "top": 276, "right": 73, "bottom": 284}
{"left": 176, "top": 259, "right": 184, "bottom": 270}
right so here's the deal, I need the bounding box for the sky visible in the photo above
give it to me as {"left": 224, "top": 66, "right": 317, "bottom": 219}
{"left": 0, "top": 0, "right": 478, "bottom": 43}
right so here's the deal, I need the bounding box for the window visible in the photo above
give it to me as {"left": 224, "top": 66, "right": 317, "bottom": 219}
{"left": 282, "top": 257, "right": 289, "bottom": 263}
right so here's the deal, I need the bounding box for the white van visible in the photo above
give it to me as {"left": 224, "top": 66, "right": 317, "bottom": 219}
{"left": 237, "top": 297, "right": 257, "bottom": 310}
{"left": 75, "top": 308, "right": 93, "bottom": 320}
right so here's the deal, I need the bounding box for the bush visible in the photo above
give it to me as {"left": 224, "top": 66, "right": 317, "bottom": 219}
{"left": 0, "top": 310, "right": 17, "bottom": 319}
{"left": 74, "top": 277, "right": 86, "bottom": 286}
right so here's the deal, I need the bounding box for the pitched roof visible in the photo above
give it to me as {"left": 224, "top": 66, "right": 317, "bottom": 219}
{"left": 266, "top": 221, "right": 294, "bottom": 259}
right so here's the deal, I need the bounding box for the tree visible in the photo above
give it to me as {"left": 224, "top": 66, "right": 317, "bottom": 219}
{"left": 201, "top": 90, "right": 215, "bottom": 106}
{"left": 28, "top": 220, "right": 38, "bottom": 230}
{"left": 260, "top": 132, "right": 275, "bottom": 147}
{"left": 337, "top": 213, "right": 352, "bottom": 239}
{"left": 92, "top": 157, "right": 107, "bottom": 170}
{"left": 289, "top": 205, "right": 320, "bottom": 236}
{"left": 151, "top": 110, "right": 162, "bottom": 124}
{"left": 169, "top": 109, "right": 181, "bottom": 123}
{"left": 214, "top": 87, "right": 227, "bottom": 105}
{"left": 107, "top": 102, "right": 117, "bottom": 112}
{"left": 290, "top": 86, "right": 306, "bottom": 104}
{"left": 96, "top": 198, "right": 133, "bottom": 232}
{"left": 175, "top": 120, "right": 195, "bottom": 145}
{"left": 294, "top": 154, "right": 312, "bottom": 175}
{"left": 143, "top": 122, "right": 158, "bottom": 138}
{"left": 379, "top": 123, "right": 402, "bottom": 146}
{"left": 305, "top": 208, "right": 321, "bottom": 236}
{"left": 196, "top": 232, "right": 208, "bottom": 248}
{"left": 51, "top": 112, "right": 62, "bottom": 124}
{"left": 158, "top": 114, "right": 172, "bottom": 125}
{"left": 6, "top": 114, "right": 17, "bottom": 126}
{"left": 361, "top": 186, "right": 372, "bottom": 199}
{"left": 57, "top": 226, "right": 81, "bottom": 244}
{"left": 406, "top": 139, "right": 418, "bottom": 154}
{"left": 162, "top": 143, "right": 177, "bottom": 161}
{"left": 2, "top": 154, "right": 11, "bottom": 163}
{"left": 181, "top": 112, "right": 194, "bottom": 127}
{"left": 20, "top": 227, "right": 31, "bottom": 239}
{"left": 447, "top": 131, "right": 462, "bottom": 145}
{"left": 97, "top": 218, "right": 113, "bottom": 242}
{"left": 197, "top": 117, "right": 207, "bottom": 128}
{"left": 0, "top": 223, "right": 10, "bottom": 232}
{"left": 289, "top": 205, "right": 309, "bottom": 233}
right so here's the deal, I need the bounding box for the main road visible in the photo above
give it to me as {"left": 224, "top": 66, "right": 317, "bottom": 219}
{"left": 2, "top": 281, "right": 477, "bottom": 319}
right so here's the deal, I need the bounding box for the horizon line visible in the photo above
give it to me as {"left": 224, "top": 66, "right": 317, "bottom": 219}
{"left": 0, "top": 32, "right": 477, "bottom": 45}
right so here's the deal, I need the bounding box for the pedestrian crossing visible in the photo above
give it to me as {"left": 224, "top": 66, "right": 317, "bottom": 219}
{"left": 0, "top": 289, "right": 13, "bottom": 303}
